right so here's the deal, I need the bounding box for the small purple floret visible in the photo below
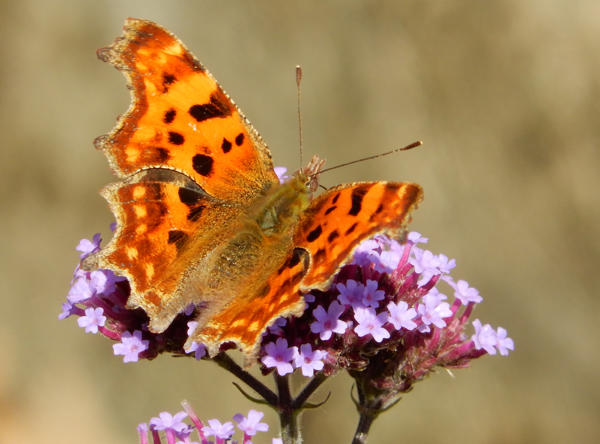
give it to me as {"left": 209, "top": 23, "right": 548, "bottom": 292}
{"left": 233, "top": 409, "right": 269, "bottom": 436}
{"left": 386, "top": 301, "right": 417, "bottom": 331}
{"left": 202, "top": 419, "right": 235, "bottom": 440}
{"left": 417, "top": 293, "right": 452, "bottom": 333}
{"left": 113, "top": 330, "right": 149, "bottom": 363}
{"left": 336, "top": 280, "right": 366, "bottom": 309}
{"left": 76, "top": 233, "right": 101, "bottom": 259}
{"left": 77, "top": 307, "right": 106, "bottom": 334}
{"left": 261, "top": 338, "right": 298, "bottom": 376}
{"left": 310, "top": 301, "right": 348, "bottom": 340}
{"left": 448, "top": 279, "right": 483, "bottom": 305}
{"left": 361, "top": 279, "right": 385, "bottom": 308}
{"left": 149, "top": 411, "right": 189, "bottom": 432}
{"left": 471, "top": 319, "right": 498, "bottom": 355}
{"left": 294, "top": 343, "right": 327, "bottom": 377}
{"left": 354, "top": 307, "right": 390, "bottom": 342}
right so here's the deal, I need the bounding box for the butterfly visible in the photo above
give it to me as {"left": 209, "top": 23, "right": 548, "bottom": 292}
{"left": 82, "top": 18, "right": 423, "bottom": 364}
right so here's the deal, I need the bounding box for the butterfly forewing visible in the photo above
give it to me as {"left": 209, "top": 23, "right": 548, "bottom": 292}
{"left": 95, "top": 18, "right": 279, "bottom": 203}
{"left": 295, "top": 181, "right": 423, "bottom": 291}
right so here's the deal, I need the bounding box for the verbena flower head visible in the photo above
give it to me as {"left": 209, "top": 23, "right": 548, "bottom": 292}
{"left": 257, "top": 231, "right": 514, "bottom": 404}
{"left": 62, "top": 229, "right": 512, "bottom": 388}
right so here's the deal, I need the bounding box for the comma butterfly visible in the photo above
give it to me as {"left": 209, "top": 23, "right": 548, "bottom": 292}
{"left": 83, "top": 18, "right": 423, "bottom": 363}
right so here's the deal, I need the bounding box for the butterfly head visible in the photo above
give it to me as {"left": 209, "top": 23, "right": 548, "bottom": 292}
{"left": 294, "top": 155, "right": 326, "bottom": 194}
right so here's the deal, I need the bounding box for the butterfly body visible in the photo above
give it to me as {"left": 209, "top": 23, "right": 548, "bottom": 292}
{"left": 84, "top": 18, "right": 423, "bottom": 363}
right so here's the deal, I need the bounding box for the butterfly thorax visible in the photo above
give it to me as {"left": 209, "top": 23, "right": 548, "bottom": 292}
{"left": 256, "top": 175, "right": 310, "bottom": 236}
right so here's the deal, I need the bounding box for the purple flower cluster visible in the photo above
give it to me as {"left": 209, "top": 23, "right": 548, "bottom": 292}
{"left": 60, "top": 228, "right": 195, "bottom": 362}
{"left": 137, "top": 404, "right": 275, "bottom": 444}
{"left": 62, "top": 228, "right": 512, "bottom": 379}
{"left": 258, "top": 232, "right": 513, "bottom": 394}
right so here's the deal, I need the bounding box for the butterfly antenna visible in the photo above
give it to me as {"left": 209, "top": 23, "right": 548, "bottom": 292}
{"left": 296, "top": 65, "right": 303, "bottom": 167}
{"left": 319, "top": 141, "right": 423, "bottom": 174}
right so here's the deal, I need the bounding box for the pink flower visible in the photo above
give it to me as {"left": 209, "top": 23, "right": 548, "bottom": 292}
{"left": 417, "top": 293, "right": 452, "bottom": 333}
{"left": 185, "top": 341, "right": 207, "bottom": 361}
{"left": 274, "top": 167, "right": 289, "bottom": 183}
{"left": 75, "top": 233, "right": 101, "bottom": 259}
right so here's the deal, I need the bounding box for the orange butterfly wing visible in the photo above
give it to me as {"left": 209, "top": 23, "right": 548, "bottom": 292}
{"left": 296, "top": 181, "right": 423, "bottom": 290}
{"left": 94, "top": 18, "right": 278, "bottom": 200}
{"left": 84, "top": 19, "right": 279, "bottom": 332}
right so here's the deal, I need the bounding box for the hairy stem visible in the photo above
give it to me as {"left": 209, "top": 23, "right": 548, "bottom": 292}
{"left": 275, "top": 374, "right": 301, "bottom": 444}
{"left": 351, "top": 407, "right": 378, "bottom": 444}
{"left": 350, "top": 380, "right": 383, "bottom": 444}
{"left": 292, "top": 372, "right": 327, "bottom": 409}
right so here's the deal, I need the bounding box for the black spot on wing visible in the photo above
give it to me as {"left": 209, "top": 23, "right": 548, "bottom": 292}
{"left": 163, "top": 73, "right": 176, "bottom": 85}
{"left": 156, "top": 147, "right": 170, "bottom": 162}
{"left": 162, "top": 73, "right": 177, "bottom": 94}
{"left": 370, "top": 204, "right": 384, "bottom": 222}
{"left": 187, "top": 205, "right": 205, "bottom": 222}
{"left": 235, "top": 133, "right": 245, "bottom": 146}
{"left": 279, "top": 248, "right": 309, "bottom": 275}
{"left": 257, "top": 283, "right": 271, "bottom": 299}
{"left": 178, "top": 187, "right": 202, "bottom": 206}
{"left": 163, "top": 108, "right": 176, "bottom": 124}
{"left": 332, "top": 193, "right": 341, "bottom": 204}
{"left": 345, "top": 222, "right": 358, "bottom": 235}
{"left": 314, "top": 248, "right": 326, "bottom": 266}
{"left": 289, "top": 250, "right": 301, "bottom": 268}
{"left": 188, "top": 91, "right": 232, "bottom": 122}
{"left": 328, "top": 230, "right": 340, "bottom": 243}
{"left": 385, "top": 183, "right": 401, "bottom": 193}
{"left": 221, "top": 138, "right": 232, "bottom": 154}
{"left": 192, "top": 154, "right": 213, "bottom": 177}
{"left": 324, "top": 206, "right": 337, "bottom": 216}
{"left": 178, "top": 187, "right": 206, "bottom": 221}
{"left": 349, "top": 186, "right": 369, "bottom": 216}
{"left": 168, "top": 132, "right": 185, "bottom": 145}
{"left": 307, "top": 225, "right": 323, "bottom": 242}
{"left": 168, "top": 230, "right": 189, "bottom": 253}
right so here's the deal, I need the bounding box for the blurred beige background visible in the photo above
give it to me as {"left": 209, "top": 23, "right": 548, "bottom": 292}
{"left": 1, "top": 1, "right": 598, "bottom": 443}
